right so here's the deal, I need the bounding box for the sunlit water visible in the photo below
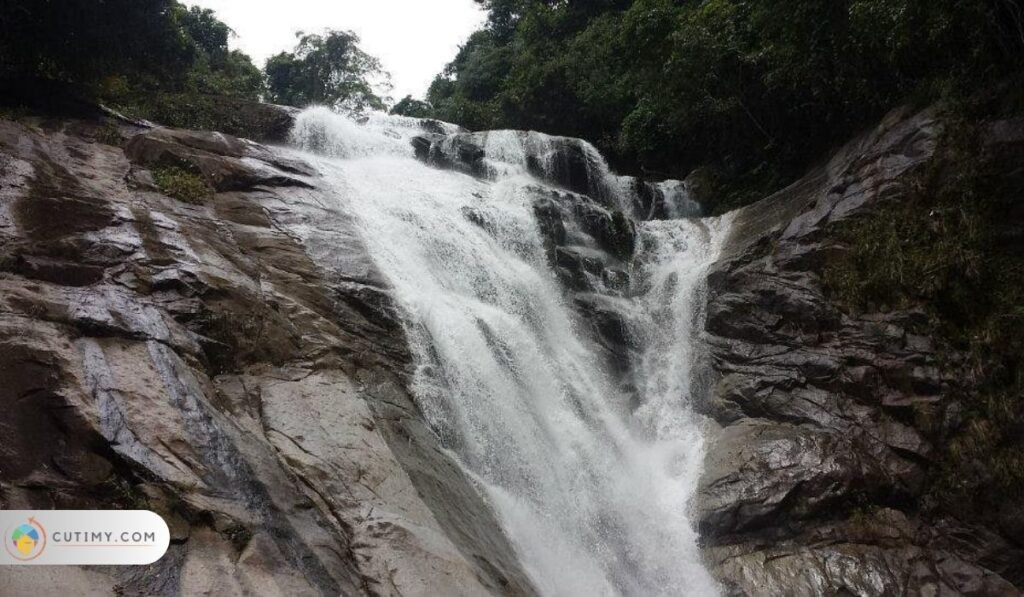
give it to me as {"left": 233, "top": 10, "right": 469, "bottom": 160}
{"left": 286, "top": 107, "right": 729, "bottom": 596}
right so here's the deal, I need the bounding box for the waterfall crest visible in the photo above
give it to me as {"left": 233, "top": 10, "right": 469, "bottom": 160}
{"left": 287, "top": 108, "right": 729, "bottom": 596}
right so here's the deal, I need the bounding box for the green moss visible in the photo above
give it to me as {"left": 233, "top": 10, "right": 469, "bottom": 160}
{"left": 823, "top": 118, "right": 987, "bottom": 318}
{"left": 223, "top": 524, "right": 253, "bottom": 550}
{"left": 94, "top": 122, "right": 122, "bottom": 146}
{"left": 699, "top": 163, "right": 791, "bottom": 216}
{"left": 101, "top": 477, "right": 150, "bottom": 510}
{"left": 201, "top": 309, "right": 268, "bottom": 373}
{"left": 153, "top": 165, "right": 212, "bottom": 204}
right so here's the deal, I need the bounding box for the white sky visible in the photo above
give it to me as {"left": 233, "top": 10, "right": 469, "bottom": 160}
{"left": 188, "top": 0, "right": 485, "bottom": 100}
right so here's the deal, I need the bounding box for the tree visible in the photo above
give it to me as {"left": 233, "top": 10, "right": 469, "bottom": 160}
{"left": 0, "top": 0, "right": 263, "bottom": 101}
{"left": 0, "top": 0, "right": 193, "bottom": 86}
{"left": 178, "top": 6, "right": 264, "bottom": 100}
{"left": 265, "top": 30, "right": 390, "bottom": 112}
{"left": 390, "top": 96, "right": 432, "bottom": 118}
{"left": 179, "top": 6, "right": 230, "bottom": 59}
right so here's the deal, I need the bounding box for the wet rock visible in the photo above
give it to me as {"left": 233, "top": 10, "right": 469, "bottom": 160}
{"left": 577, "top": 206, "right": 635, "bottom": 262}
{"left": 698, "top": 106, "right": 1021, "bottom": 593}
{"left": 532, "top": 196, "right": 568, "bottom": 256}
{"left": 419, "top": 119, "right": 466, "bottom": 136}
{"left": 411, "top": 133, "right": 436, "bottom": 161}
{"left": 0, "top": 116, "right": 535, "bottom": 596}
{"left": 411, "top": 134, "right": 489, "bottom": 178}
{"left": 573, "top": 293, "right": 636, "bottom": 372}
{"left": 529, "top": 188, "right": 636, "bottom": 263}
{"left": 554, "top": 246, "right": 607, "bottom": 291}
{"left": 412, "top": 130, "right": 617, "bottom": 203}
{"left": 524, "top": 139, "right": 592, "bottom": 197}
{"left": 125, "top": 128, "right": 314, "bottom": 192}
{"left": 113, "top": 92, "right": 298, "bottom": 144}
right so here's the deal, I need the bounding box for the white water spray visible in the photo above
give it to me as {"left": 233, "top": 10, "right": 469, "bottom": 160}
{"left": 287, "top": 108, "right": 728, "bottom": 596}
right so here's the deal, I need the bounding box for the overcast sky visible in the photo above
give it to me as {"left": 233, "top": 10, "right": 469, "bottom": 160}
{"left": 188, "top": 0, "right": 485, "bottom": 100}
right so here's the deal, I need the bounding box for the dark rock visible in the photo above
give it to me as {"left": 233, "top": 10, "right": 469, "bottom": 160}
{"left": 984, "top": 117, "right": 1024, "bottom": 146}
{"left": 532, "top": 196, "right": 568, "bottom": 257}
{"left": 411, "top": 134, "right": 489, "bottom": 178}
{"left": 419, "top": 119, "right": 465, "bottom": 135}
{"left": 411, "top": 133, "right": 436, "bottom": 161}
{"left": 576, "top": 205, "right": 636, "bottom": 261}
{"left": 706, "top": 508, "right": 1020, "bottom": 596}
{"left": 118, "top": 93, "right": 297, "bottom": 144}
{"left": 412, "top": 130, "right": 621, "bottom": 207}
{"left": 525, "top": 139, "right": 593, "bottom": 197}
{"left": 698, "top": 106, "right": 1021, "bottom": 593}
{"left": 573, "top": 293, "right": 637, "bottom": 374}
{"left": 554, "top": 246, "right": 607, "bottom": 291}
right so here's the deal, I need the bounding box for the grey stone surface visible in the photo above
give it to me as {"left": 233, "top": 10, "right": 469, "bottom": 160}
{"left": 0, "top": 118, "right": 533, "bottom": 596}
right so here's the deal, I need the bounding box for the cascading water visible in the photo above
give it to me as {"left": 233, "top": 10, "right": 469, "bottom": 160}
{"left": 286, "top": 106, "right": 730, "bottom": 596}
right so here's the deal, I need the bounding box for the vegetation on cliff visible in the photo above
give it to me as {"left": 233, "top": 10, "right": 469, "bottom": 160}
{"left": 825, "top": 84, "right": 1024, "bottom": 536}
{"left": 152, "top": 165, "right": 213, "bottom": 204}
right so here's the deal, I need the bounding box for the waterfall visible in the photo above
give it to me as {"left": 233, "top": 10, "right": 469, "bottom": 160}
{"left": 286, "top": 107, "right": 729, "bottom": 596}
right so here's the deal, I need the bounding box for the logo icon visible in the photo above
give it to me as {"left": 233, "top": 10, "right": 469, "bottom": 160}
{"left": 6, "top": 518, "right": 46, "bottom": 561}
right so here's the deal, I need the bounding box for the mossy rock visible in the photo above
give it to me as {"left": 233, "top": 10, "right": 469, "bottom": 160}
{"left": 111, "top": 92, "right": 296, "bottom": 143}
{"left": 823, "top": 106, "right": 1024, "bottom": 535}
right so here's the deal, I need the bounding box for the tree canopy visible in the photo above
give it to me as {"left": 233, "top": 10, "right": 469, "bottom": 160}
{"left": 179, "top": 6, "right": 264, "bottom": 100}
{"left": 0, "top": 0, "right": 264, "bottom": 101}
{"left": 390, "top": 95, "right": 433, "bottom": 118}
{"left": 0, "top": 0, "right": 191, "bottom": 85}
{"left": 428, "top": 0, "right": 1024, "bottom": 212}
{"left": 265, "top": 30, "right": 390, "bottom": 112}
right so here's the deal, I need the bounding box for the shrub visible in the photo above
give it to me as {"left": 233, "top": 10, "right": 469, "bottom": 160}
{"left": 152, "top": 166, "right": 211, "bottom": 204}
{"left": 95, "top": 122, "right": 123, "bottom": 146}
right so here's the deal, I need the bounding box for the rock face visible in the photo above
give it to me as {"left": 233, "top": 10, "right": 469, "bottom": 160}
{"left": 5, "top": 102, "right": 1022, "bottom": 597}
{"left": 697, "top": 107, "right": 1024, "bottom": 594}
{"left": 411, "top": 131, "right": 704, "bottom": 220}
{"left": 0, "top": 117, "right": 534, "bottom": 595}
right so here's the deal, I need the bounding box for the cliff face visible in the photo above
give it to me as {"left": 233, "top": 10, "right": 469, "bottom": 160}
{"left": 0, "top": 117, "right": 534, "bottom": 595}
{"left": 697, "top": 107, "right": 1024, "bottom": 594}
{"left": 3, "top": 102, "right": 1022, "bottom": 597}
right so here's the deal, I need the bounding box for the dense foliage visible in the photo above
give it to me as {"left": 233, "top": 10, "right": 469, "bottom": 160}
{"left": 391, "top": 95, "right": 434, "bottom": 118}
{"left": 0, "top": 0, "right": 264, "bottom": 101}
{"left": 153, "top": 165, "right": 213, "bottom": 204}
{"left": 177, "top": 6, "right": 264, "bottom": 100}
{"left": 266, "top": 30, "right": 389, "bottom": 112}
{"left": 0, "top": 0, "right": 189, "bottom": 86}
{"left": 0, "top": 2, "right": 391, "bottom": 138}
{"left": 428, "top": 0, "right": 1024, "bottom": 211}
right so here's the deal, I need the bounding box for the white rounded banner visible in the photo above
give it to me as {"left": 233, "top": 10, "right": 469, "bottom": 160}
{"left": 1, "top": 510, "right": 169, "bottom": 565}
